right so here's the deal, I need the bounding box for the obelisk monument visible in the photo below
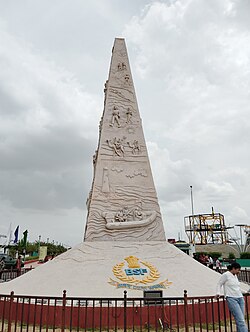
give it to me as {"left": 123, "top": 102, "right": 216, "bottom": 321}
{"left": 85, "top": 38, "right": 165, "bottom": 242}
{"left": 2, "top": 38, "right": 246, "bottom": 298}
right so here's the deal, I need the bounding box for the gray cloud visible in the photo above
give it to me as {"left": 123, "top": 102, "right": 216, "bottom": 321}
{"left": 124, "top": 0, "right": 250, "bottom": 240}
{"left": 0, "top": 0, "right": 249, "bottom": 246}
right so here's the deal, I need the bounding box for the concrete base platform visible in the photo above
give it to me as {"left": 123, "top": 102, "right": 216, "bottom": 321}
{"left": 0, "top": 241, "right": 248, "bottom": 297}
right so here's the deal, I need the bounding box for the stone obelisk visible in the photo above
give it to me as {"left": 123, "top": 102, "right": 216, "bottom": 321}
{"left": 1, "top": 38, "right": 240, "bottom": 298}
{"left": 85, "top": 38, "right": 166, "bottom": 242}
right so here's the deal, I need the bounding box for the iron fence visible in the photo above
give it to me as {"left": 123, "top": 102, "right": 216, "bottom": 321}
{"left": 0, "top": 290, "right": 249, "bottom": 331}
{"left": 0, "top": 268, "right": 33, "bottom": 282}
{"left": 238, "top": 268, "right": 250, "bottom": 284}
{"left": 217, "top": 268, "right": 250, "bottom": 284}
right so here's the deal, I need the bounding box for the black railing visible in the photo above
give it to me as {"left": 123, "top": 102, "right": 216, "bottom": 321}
{"left": 0, "top": 268, "right": 33, "bottom": 282}
{"left": 217, "top": 267, "right": 250, "bottom": 284}
{"left": 238, "top": 268, "right": 250, "bottom": 284}
{"left": 0, "top": 291, "right": 249, "bottom": 331}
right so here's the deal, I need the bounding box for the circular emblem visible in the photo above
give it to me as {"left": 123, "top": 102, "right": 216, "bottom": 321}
{"left": 113, "top": 257, "right": 160, "bottom": 285}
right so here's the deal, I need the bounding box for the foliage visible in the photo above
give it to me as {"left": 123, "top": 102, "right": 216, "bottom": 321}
{"left": 24, "top": 255, "right": 39, "bottom": 261}
{"left": 228, "top": 252, "right": 236, "bottom": 259}
{"left": 39, "top": 242, "right": 67, "bottom": 256}
{"left": 7, "top": 241, "right": 68, "bottom": 258}
{"left": 208, "top": 252, "right": 222, "bottom": 259}
{"left": 195, "top": 251, "right": 207, "bottom": 256}
{"left": 240, "top": 252, "right": 250, "bottom": 259}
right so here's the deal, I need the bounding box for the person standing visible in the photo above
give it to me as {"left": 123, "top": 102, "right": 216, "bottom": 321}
{"left": 215, "top": 258, "right": 222, "bottom": 273}
{"left": 208, "top": 255, "right": 214, "bottom": 269}
{"left": 16, "top": 255, "right": 22, "bottom": 277}
{"left": 216, "top": 262, "right": 248, "bottom": 332}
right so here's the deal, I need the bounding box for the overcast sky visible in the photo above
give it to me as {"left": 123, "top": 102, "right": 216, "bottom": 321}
{"left": 0, "top": 0, "right": 249, "bottom": 247}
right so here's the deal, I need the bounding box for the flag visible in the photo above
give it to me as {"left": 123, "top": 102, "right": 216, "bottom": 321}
{"left": 23, "top": 230, "right": 28, "bottom": 248}
{"left": 14, "top": 226, "right": 19, "bottom": 244}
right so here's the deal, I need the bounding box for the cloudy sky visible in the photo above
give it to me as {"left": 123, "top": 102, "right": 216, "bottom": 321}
{"left": 0, "top": 0, "right": 249, "bottom": 247}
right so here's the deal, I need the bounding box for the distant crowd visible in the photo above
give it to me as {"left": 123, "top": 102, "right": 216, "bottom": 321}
{"left": 193, "top": 253, "right": 222, "bottom": 272}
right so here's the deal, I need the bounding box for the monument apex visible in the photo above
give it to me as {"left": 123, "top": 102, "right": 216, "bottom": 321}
{"left": 84, "top": 38, "right": 166, "bottom": 242}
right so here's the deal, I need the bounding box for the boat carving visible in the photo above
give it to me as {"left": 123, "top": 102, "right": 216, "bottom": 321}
{"left": 103, "top": 207, "right": 157, "bottom": 230}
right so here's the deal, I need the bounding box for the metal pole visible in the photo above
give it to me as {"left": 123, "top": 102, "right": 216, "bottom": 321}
{"left": 124, "top": 290, "right": 127, "bottom": 332}
{"left": 62, "top": 290, "right": 66, "bottom": 332}
{"left": 190, "top": 186, "right": 194, "bottom": 217}
{"left": 8, "top": 291, "right": 14, "bottom": 332}
{"left": 38, "top": 235, "right": 41, "bottom": 258}
{"left": 183, "top": 290, "right": 189, "bottom": 332}
{"left": 240, "top": 226, "right": 243, "bottom": 247}
{"left": 190, "top": 186, "right": 195, "bottom": 243}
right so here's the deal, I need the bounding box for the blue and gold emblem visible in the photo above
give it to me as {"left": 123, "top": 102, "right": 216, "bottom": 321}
{"left": 108, "top": 255, "right": 172, "bottom": 290}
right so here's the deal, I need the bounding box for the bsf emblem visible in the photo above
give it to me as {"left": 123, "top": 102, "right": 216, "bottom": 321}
{"left": 112, "top": 255, "right": 160, "bottom": 285}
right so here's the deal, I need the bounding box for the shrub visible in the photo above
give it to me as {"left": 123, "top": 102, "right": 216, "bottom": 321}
{"left": 240, "top": 252, "right": 250, "bottom": 259}
{"left": 195, "top": 251, "right": 207, "bottom": 256}
{"left": 228, "top": 252, "right": 236, "bottom": 259}
{"left": 209, "top": 252, "right": 222, "bottom": 259}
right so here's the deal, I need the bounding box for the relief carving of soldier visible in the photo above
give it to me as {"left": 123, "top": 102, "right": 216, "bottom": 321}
{"left": 118, "top": 62, "right": 126, "bottom": 71}
{"left": 107, "top": 137, "right": 125, "bottom": 157}
{"left": 124, "top": 74, "right": 130, "bottom": 84}
{"left": 115, "top": 206, "right": 131, "bottom": 222}
{"left": 133, "top": 207, "right": 143, "bottom": 220}
{"left": 127, "top": 140, "right": 141, "bottom": 154}
{"left": 110, "top": 106, "right": 121, "bottom": 128}
{"left": 126, "top": 108, "right": 133, "bottom": 124}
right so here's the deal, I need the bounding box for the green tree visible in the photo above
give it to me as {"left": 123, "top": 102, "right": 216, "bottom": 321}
{"left": 8, "top": 241, "right": 68, "bottom": 259}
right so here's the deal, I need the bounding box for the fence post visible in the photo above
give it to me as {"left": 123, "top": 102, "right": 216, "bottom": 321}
{"left": 183, "top": 290, "right": 189, "bottom": 332}
{"left": 7, "top": 291, "right": 14, "bottom": 332}
{"left": 245, "top": 293, "right": 249, "bottom": 331}
{"left": 124, "top": 290, "right": 127, "bottom": 332}
{"left": 61, "top": 290, "right": 66, "bottom": 332}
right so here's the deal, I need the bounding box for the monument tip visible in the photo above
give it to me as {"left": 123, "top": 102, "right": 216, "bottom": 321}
{"left": 115, "top": 37, "right": 125, "bottom": 41}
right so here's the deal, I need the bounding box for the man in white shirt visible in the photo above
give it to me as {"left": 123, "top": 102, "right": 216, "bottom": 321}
{"left": 216, "top": 262, "right": 248, "bottom": 332}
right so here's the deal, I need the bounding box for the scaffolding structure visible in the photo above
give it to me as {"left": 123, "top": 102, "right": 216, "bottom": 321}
{"left": 243, "top": 225, "right": 250, "bottom": 251}
{"left": 184, "top": 211, "right": 231, "bottom": 245}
